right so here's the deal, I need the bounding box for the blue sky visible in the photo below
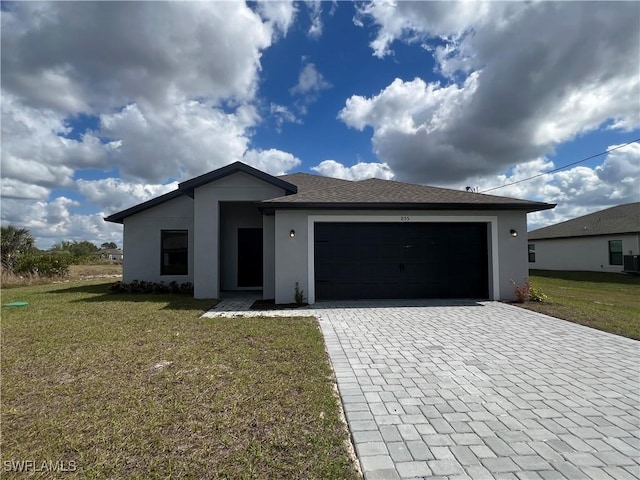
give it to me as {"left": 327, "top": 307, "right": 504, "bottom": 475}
{"left": 2, "top": 1, "right": 639, "bottom": 249}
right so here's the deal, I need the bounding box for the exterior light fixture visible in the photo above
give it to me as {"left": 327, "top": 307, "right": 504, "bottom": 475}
{"left": 289, "top": 229, "right": 296, "bottom": 238}
{"left": 510, "top": 229, "right": 518, "bottom": 237}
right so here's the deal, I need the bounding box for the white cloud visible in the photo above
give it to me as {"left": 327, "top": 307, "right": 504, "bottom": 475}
{"left": 0, "top": 1, "right": 300, "bottom": 248}
{"left": 76, "top": 178, "right": 178, "bottom": 214}
{"left": 355, "top": 1, "right": 502, "bottom": 59}
{"left": 256, "top": 0, "right": 297, "bottom": 36}
{"left": 347, "top": 1, "right": 640, "bottom": 185}
{"left": 1, "top": 2, "right": 275, "bottom": 114}
{"left": 595, "top": 142, "right": 640, "bottom": 193}
{"left": 270, "top": 103, "right": 301, "bottom": 131}
{"left": 290, "top": 63, "right": 331, "bottom": 96}
{"left": 1, "top": 197, "right": 123, "bottom": 250}
{"left": 99, "top": 101, "right": 259, "bottom": 183}
{"left": 242, "top": 149, "right": 302, "bottom": 176}
{"left": 0, "top": 178, "right": 50, "bottom": 201}
{"left": 305, "top": 1, "right": 324, "bottom": 39}
{"left": 312, "top": 160, "right": 395, "bottom": 180}
{"left": 1, "top": 93, "right": 109, "bottom": 190}
{"left": 453, "top": 144, "right": 640, "bottom": 231}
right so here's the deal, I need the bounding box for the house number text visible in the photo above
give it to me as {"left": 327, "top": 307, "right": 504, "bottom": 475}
{"left": 400, "top": 216, "right": 410, "bottom": 221}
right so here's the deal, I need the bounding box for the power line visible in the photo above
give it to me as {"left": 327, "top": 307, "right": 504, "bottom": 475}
{"left": 480, "top": 138, "right": 640, "bottom": 193}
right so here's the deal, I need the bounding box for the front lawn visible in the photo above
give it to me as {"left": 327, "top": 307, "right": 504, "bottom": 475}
{"left": 521, "top": 270, "right": 640, "bottom": 340}
{"left": 1, "top": 280, "right": 360, "bottom": 479}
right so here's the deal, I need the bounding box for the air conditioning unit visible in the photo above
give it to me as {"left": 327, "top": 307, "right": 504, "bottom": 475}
{"left": 623, "top": 255, "right": 640, "bottom": 273}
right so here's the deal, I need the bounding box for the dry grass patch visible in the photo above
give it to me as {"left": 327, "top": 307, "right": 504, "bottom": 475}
{"left": 1, "top": 263, "right": 122, "bottom": 288}
{"left": 520, "top": 270, "right": 640, "bottom": 340}
{"left": 1, "top": 280, "right": 360, "bottom": 479}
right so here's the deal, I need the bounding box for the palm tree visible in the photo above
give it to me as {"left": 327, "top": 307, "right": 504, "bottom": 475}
{"left": 1, "top": 225, "right": 35, "bottom": 272}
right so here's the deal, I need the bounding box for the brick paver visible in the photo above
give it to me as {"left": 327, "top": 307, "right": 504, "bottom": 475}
{"left": 204, "top": 298, "right": 640, "bottom": 479}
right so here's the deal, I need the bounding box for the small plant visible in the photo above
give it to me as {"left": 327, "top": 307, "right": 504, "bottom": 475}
{"left": 294, "top": 282, "right": 305, "bottom": 306}
{"left": 529, "top": 285, "right": 548, "bottom": 302}
{"left": 512, "top": 279, "right": 530, "bottom": 303}
{"left": 511, "top": 278, "right": 547, "bottom": 303}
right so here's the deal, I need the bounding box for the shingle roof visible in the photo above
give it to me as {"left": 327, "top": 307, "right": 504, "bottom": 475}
{"left": 106, "top": 162, "right": 555, "bottom": 224}
{"left": 528, "top": 202, "right": 640, "bottom": 240}
{"left": 265, "top": 177, "right": 554, "bottom": 212}
{"left": 278, "top": 172, "right": 353, "bottom": 193}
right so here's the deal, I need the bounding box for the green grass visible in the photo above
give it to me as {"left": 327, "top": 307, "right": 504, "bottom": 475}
{"left": 1, "top": 280, "right": 360, "bottom": 479}
{"left": 520, "top": 270, "right": 640, "bottom": 340}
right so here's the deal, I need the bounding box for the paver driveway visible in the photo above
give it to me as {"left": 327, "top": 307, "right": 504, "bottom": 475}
{"left": 204, "top": 299, "right": 640, "bottom": 479}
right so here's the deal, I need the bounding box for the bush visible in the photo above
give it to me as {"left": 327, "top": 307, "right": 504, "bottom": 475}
{"left": 529, "top": 285, "right": 548, "bottom": 302}
{"left": 109, "top": 280, "right": 194, "bottom": 295}
{"left": 14, "top": 254, "right": 70, "bottom": 278}
{"left": 511, "top": 278, "right": 547, "bottom": 303}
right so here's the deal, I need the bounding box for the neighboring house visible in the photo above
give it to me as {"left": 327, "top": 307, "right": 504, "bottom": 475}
{"left": 105, "top": 162, "right": 554, "bottom": 303}
{"left": 528, "top": 202, "right": 640, "bottom": 273}
{"left": 92, "top": 248, "right": 124, "bottom": 261}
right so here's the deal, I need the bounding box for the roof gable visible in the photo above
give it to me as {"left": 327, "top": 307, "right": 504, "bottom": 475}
{"left": 179, "top": 161, "right": 297, "bottom": 197}
{"left": 529, "top": 202, "right": 640, "bottom": 240}
{"left": 105, "top": 162, "right": 297, "bottom": 223}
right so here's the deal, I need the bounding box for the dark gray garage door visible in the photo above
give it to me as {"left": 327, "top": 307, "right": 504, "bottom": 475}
{"left": 314, "top": 222, "right": 489, "bottom": 300}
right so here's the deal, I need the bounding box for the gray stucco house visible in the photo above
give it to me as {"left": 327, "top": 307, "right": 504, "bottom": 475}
{"left": 528, "top": 202, "right": 640, "bottom": 273}
{"left": 105, "top": 162, "right": 554, "bottom": 303}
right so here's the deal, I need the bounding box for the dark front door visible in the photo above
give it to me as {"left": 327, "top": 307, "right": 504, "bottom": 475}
{"left": 314, "top": 222, "right": 488, "bottom": 300}
{"left": 237, "top": 228, "right": 263, "bottom": 287}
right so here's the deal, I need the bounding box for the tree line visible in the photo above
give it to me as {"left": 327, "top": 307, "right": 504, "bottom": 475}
{"left": 1, "top": 225, "right": 119, "bottom": 278}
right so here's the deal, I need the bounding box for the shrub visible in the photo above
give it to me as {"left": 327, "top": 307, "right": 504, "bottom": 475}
{"left": 109, "top": 280, "right": 194, "bottom": 295}
{"left": 294, "top": 282, "right": 305, "bottom": 306}
{"left": 529, "top": 285, "right": 548, "bottom": 302}
{"left": 14, "top": 254, "right": 70, "bottom": 278}
{"left": 511, "top": 278, "right": 547, "bottom": 303}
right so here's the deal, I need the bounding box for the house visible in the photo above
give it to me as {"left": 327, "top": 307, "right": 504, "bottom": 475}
{"left": 105, "top": 162, "right": 554, "bottom": 303}
{"left": 528, "top": 202, "right": 640, "bottom": 273}
{"left": 91, "top": 248, "right": 124, "bottom": 261}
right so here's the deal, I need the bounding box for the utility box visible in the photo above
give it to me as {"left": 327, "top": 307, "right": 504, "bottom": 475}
{"left": 623, "top": 255, "right": 640, "bottom": 273}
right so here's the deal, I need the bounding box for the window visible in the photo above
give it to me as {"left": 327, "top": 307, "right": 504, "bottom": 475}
{"left": 608, "top": 240, "right": 623, "bottom": 266}
{"left": 528, "top": 244, "right": 535, "bottom": 263}
{"left": 161, "top": 230, "right": 188, "bottom": 275}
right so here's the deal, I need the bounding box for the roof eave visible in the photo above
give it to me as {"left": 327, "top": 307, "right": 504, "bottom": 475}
{"left": 259, "top": 202, "right": 556, "bottom": 212}
{"left": 529, "top": 230, "right": 640, "bottom": 241}
{"left": 104, "top": 190, "right": 186, "bottom": 224}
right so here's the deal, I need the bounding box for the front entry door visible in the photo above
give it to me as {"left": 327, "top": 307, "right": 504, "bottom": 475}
{"left": 237, "top": 228, "right": 263, "bottom": 287}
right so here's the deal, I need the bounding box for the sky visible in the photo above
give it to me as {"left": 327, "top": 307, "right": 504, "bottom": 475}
{"left": 1, "top": 0, "right": 639, "bottom": 250}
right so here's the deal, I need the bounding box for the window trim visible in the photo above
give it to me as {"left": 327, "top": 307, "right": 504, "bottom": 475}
{"left": 608, "top": 240, "right": 623, "bottom": 266}
{"left": 528, "top": 243, "right": 535, "bottom": 263}
{"left": 161, "top": 230, "right": 189, "bottom": 275}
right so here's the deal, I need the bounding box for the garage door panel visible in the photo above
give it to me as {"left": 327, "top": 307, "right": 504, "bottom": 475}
{"left": 314, "top": 222, "right": 488, "bottom": 300}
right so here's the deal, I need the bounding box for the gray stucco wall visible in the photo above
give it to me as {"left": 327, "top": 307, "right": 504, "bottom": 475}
{"left": 273, "top": 209, "right": 530, "bottom": 304}
{"left": 193, "top": 172, "right": 286, "bottom": 299}
{"left": 122, "top": 195, "right": 194, "bottom": 284}
{"left": 263, "top": 215, "right": 276, "bottom": 299}
{"left": 529, "top": 234, "right": 640, "bottom": 272}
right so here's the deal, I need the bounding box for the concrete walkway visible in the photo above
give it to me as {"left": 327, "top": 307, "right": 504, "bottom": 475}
{"left": 203, "top": 299, "right": 640, "bottom": 479}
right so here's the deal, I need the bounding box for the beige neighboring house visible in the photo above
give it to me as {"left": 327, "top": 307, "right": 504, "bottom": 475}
{"left": 105, "top": 162, "right": 554, "bottom": 303}
{"left": 528, "top": 202, "right": 640, "bottom": 273}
